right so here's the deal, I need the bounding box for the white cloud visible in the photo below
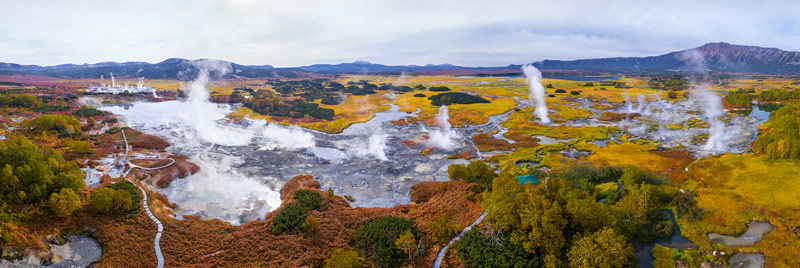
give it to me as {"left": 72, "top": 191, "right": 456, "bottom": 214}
{"left": 0, "top": 0, "right": 798, "bottom": 66}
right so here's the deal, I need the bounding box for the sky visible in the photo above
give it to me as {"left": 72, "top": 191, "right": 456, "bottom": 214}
{"left": 1, "top": 0, "right": 799, "bottom": 67}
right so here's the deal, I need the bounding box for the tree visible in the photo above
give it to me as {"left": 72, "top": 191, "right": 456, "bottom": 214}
{"left": 617, "top": 182, "right": 654, "bottom": 221}
{"left": 510, "top": 187, "right": 567, "bottom": 265}
{"left": 90, "top": 188, "right": 114, "bottom": 213}
{"left": 48, "top": 188, "right": 81, "bottom": 218}
{"left": 305, "top": 215, "right": 320, "bottom": 235}
{"left": 327, "top": 188, "right": 335, "bottom": 199}
{"left": 484, "top": 173, "right": 524, "bottom": 230}
{"left": 565, "top": 198, "right": 610, "bottom": 234}
{"left": 324, "top": 249, "right": 364, "bottom": 268}
{"left": 112, "top": 189, "right": 133, "bottom": 212}
{"left": 567, "top": 227, "right": 634, "bottom": 268}
{"left": 447, "top": 164, "right": 468, "bottom": 180}
{"left": 394, "top": 230, "right": 418, "bottom": 261}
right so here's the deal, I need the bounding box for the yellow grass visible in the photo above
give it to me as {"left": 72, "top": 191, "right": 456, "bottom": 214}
{"left": 677, "top": 154, "right": 800, "bottom": 267}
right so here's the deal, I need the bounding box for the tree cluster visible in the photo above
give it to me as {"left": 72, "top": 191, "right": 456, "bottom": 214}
{"left": 22, "top": 114, "right": 81, "bottom": 137}
{"left": 724, "top": 89, "right": 753, "bottom": 109}
{"left": 754, "top": 101, "right": 800, "bottom": 159}
{"left": 758, "top": 88, "right": 800, "bottom": 102}
{"left": 474, "top": 163, "right": 683, "bottom": 267}
{"left": 428, "top": 92, "right": 490, "bottom": 106}
{"left": 447, "top": 160, "right": 497, "bottom": 192}
{"left": 0, "top": 136, "right": 84, "bottom": 204}
{"left": 0, "top": 93, "right": 40, "bottom": 108}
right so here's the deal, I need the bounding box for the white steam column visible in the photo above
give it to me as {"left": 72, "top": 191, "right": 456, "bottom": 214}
{"left": 693, "top": 84, "right": 727, "bottom": 153}
{"left": 426, "top": 105, "right": 458, "bottom": 150}
{"left": 522, "top": 64, "right": 551, "bottom": 123}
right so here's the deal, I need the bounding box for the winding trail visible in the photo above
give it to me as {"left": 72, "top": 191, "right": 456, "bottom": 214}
{"left": 121, "top": 129, "right": 166, "bottom": 268}
{"left": 432, "top": 211, "right": 488, "bottom": 268}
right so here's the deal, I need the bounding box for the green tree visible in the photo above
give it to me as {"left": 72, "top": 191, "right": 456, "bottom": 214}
{"left": 324, "top": 248, "right": 364, "bottom": 268}
{"left": 112, "top": 189, "right": 133, "bottom": 212}
{"left": 48, "top": 188, "right": 81, "bottom": 218}
{"left": 567, "top": 227, "right": 634, "bottom": 268}
{"left": 90, "top": 188, "right": 114, "bottom": 213}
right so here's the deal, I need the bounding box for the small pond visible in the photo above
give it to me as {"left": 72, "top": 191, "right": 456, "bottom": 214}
{"left": 708, "top": 221, "right": 774, "bottom": 247}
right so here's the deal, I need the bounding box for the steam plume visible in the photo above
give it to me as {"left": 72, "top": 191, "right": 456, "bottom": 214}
{"left": 426, "top": 105, "right": 458, "bottom": 150}
{"left": 522, "top": 64, "right": 550, "bottom": 123}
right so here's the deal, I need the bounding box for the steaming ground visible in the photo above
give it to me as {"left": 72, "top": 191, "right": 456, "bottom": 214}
{"left": 101, "top": 99, "right": 494, "bottom": 225}
{"left": 567, "top": 93, "right": 765, "bottom": 156}
{"left": 97, "top": 62, "right": 767, "bottom": 225}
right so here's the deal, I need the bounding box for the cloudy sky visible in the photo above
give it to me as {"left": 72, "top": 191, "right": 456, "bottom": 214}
{"left": 1, "top": 0, "right": 798, "bottom": 67}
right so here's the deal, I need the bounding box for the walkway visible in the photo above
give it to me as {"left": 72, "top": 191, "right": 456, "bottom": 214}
{"left": 121, "top": 129, "right": 166, "bottom": 268}
{"left": 432, "top": 211, "right": 488, "bottom": 268}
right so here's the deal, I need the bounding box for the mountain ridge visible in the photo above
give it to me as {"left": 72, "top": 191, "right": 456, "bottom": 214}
{"left": 1, "top": 43, "right": 798, "bottom": 78}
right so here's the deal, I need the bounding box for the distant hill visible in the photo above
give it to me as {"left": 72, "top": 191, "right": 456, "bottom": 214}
{"left": 534, "top": 43, "right": 800, "bottom": 74}
{"left": 297, "top": 61, "right": 517, "bottom": 74}
{"left": 1, "top": 43, "right": 798, "bottom": 79}
{"left": 0, "top": 58, "right": 297, "bottom": 80}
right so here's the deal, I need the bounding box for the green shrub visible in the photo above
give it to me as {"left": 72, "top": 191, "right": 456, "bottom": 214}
{"left": 73, "top": 107, "right": 105, "bottom": 117}
{"left": 469, "top": 184, "right": 485, "bottom": 193}
{"left": 455, "top": 228, "right": 540, "bottom": 268}
{"left": 321, "top": 95, "right": 342, "bottom": 105}
{"left": 570, "top": 91, "right": 581, "bottom": 95}
{"left": 272, "top": 190, "right": 324, "bottom": 235}
{"left": 294, "top": 189, "right": 323, "bottom": 211}
{"left": 429, "top": 86, "right": 451, "bottom": 92}
{"left": 271, "top": 203, "right": 305, "bottom": 235}
{"left": 352, "top": 216, "right": 421, "bottom": 268}
{"left": 555, "top": 89, "right": 566, "bottom": 93}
